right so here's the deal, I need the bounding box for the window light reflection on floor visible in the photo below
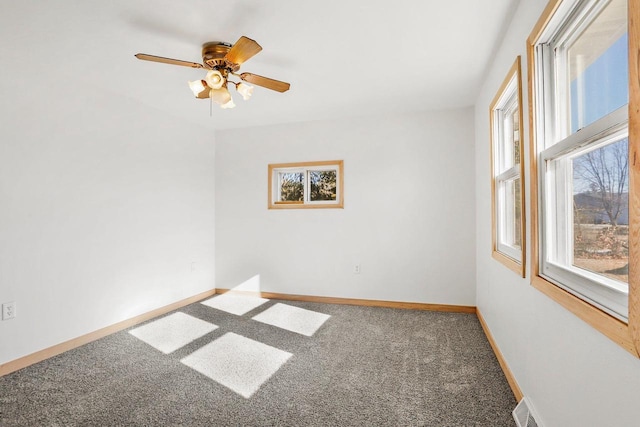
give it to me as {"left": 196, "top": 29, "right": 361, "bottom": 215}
{"left": 129, "top": 273, "right": 327, "bottom": 399}
{"left": 201, "top": 292, "right": 270, "bottom": 316}
{"left": 252, "top": 303, "right": 330, "bottom": 336}
{"left": 181, "top": 332, "right": 292, "bottom": 398}
{"left": 128, "top": 312, "right": 218, "bottom": 354}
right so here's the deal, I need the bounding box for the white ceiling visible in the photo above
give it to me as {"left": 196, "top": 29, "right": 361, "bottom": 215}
{"left": 0, "top": 0, "right": 518, "bottom": 130}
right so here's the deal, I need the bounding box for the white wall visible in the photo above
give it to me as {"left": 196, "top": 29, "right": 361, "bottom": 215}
{"left": 0, "top": 94, "right": 216, "bottom": 365}
{"left": 475, "top": 1, "right": 640, "bottom": 426}
{"left": 215, "top": 110, "right": 476, "bottom": 305}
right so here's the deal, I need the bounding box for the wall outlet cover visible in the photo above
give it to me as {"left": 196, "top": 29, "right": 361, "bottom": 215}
{"left": 2, "top": 302, "right": 16, "bottom": 320}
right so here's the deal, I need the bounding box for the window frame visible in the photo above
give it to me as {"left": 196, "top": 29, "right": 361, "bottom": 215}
{"left": 268, "top": 160, "right": 344, "bottom": 209}
{"left": 528, "top": 0, "right": 640, "bottom": 356}
{"left": 541, "top": 119, "right": 629, "bottom": 320}
{"left": 538, "top": 0, "right": 629, "bottom": 320}
{"left": 490, "top": 56, "right": 527, "bottom": 277}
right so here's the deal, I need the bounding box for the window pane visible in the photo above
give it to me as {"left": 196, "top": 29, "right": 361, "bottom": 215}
{"left": 568, "top": 0, "right": 628, "bottom": 133}
{"left": 309, "top": 170, "right": 337, "bottom": 201}
{"left": 498, "top": 102, "right": 520, "bottom": 172}
{"left": 279, "top": 172, "right": 304, "bottom": 202}
{"left": 572, "top": 138, "right": 629, "bottom": 283}
{"left": 512, "top": 109, "right": 520, "bottom": 166}
{"left": 498, "top": 177, "right": 522, "bottom": 250}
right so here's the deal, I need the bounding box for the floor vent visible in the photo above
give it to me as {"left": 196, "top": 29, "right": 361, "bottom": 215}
{"left": 513, "top": 397, "right": 541, "bottom": 427}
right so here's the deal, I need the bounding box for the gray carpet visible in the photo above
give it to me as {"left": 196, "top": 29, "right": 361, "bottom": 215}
{"left": 0, "top": 296, "right": 516, "bottom": 426}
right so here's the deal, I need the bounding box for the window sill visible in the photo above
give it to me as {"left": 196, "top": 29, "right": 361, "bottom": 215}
{"left": 268, "top": 202, "right": 344, "bottom": 210}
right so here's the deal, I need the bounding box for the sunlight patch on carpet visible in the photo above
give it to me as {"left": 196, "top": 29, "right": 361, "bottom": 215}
{"left": 201, "top": 293, "right": 270, "bottom": 316}
{"left": 181, "top": 332, "right": 292, "bottom": 398}
{"left": 128, "top": 312, "right": 218, "bottom": 354}
{"left": 252, "top": 303, "right": 331, "bottom": 336}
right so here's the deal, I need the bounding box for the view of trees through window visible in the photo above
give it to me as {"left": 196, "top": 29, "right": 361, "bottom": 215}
{"left": 278, "top": 172, "right": 304, "bottom": 202}
{"left": 511, "top": 109, "right": 520, "bottom": 166}
{"left": 309, "top": 171, "right": 337, "bottom": 201}
{"left": 278, "top": 170, "right": 337, "bottom": 202}
{"left": 572, "top": 138, "right": 629, "bottom": 283}
{"left": 567, "top": 5, "right": 629, "bottom": 284}
{"left": 508, "top": 177, "right": 522, "bottom": 250}
{"left": 507, "top": 108, "right": 522, "bottom": 250}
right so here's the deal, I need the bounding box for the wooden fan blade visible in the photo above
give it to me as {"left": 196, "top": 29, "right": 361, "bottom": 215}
{"left": 240, "top": 73, "right": 290, "bottom": 92}
{"left": 224, "top": 36, "right": 262, "bottom": 65}
{"left": 135, "top": 53, "right": 203, "bottom": 69}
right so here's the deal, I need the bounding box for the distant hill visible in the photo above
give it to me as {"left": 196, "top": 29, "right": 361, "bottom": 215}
{"left": 574, "top": 192, "right": 629, "bottom": 225}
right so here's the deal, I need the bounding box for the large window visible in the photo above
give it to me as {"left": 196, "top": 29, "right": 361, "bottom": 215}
{"left": 532, "top": 0, "right": 628, "bottom": 320}
{"left": 268, "top": 160, "right": 344, "bottom": 209}
{"left": 529, "top": 0, "right": 640, "bottom": 354}
{"left": 490, "top": 57, "right": 526, "bottom": 276}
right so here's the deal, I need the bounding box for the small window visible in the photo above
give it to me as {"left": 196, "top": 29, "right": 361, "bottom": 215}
{"left": 268, "top": 161, "right": 344, "bottom": 209}
{"left": 490, "top": 57, "right": 526, "bottom": 276}
{"left": 531, "top": 0, "right": 629, "bottom": 320}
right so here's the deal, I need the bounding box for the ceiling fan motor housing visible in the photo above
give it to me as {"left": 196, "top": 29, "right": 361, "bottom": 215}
{"left": 202, "top": 42, "right": 239, "bottom": 72}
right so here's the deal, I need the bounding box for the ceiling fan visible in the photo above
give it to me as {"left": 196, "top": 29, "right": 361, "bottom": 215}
{"left": 135, "top": 36, "right": 290, "bottom": 109}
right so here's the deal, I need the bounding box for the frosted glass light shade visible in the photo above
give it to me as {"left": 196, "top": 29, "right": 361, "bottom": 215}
{"left": 210, "top": 86, "right": 232, "bottom": 105}
{"left": 188, "top": 80, "right": 208, "bottom": 97}
{"left": 236, "top": 83, "right": 254, "bottom": 101}
{"left": 220, "top": 99, "right": 236, "bottom": 109}
{"left": 205, "top": 70, "right": 225, "bottom": 89}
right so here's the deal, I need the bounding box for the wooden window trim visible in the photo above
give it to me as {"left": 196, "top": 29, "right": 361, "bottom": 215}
{"left": 490, "top": 56, "right": 527, "bottom": 277}
{"left": 527, "top": 0, "right": 640, "bottom": 356}
{"left": 268, "top": 160, "right": 344, "bottom": 209}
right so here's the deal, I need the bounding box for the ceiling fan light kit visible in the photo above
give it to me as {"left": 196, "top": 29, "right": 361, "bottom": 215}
{"left": 204, "top": 69, "right": 225, "bottom": 90}
{"left": 210, "top": 85, "right": 232, "bottom": 105}
{"left": 188, "top": 80, "right": 207, "bottom": 96}
{"left": 135, "top": 36, "right": 290, "bottom": 111}
{"left": 236, "top": 83, "right": 253, "bottom": 101}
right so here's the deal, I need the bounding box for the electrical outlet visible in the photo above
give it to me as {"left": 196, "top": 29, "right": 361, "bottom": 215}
{"left": 2, "top": 302, "right": 16, "bottom": 320}
{"left": 353, "top": 264, "right": 361, "bottom": 274}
